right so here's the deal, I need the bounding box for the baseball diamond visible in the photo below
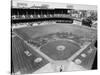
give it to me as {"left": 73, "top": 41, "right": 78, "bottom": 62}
{"left": 12, "top": 23, "right": 97, "bottom": 74}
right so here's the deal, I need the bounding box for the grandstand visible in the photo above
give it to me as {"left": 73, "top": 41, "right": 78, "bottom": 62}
{"left": 11, "top": 8, "right": 73, "bottom": 24}
{"left": 11, "top": 7, "right": 97, "bottom": 29}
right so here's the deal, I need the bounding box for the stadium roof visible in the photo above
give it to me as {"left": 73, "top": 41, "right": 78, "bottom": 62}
{"left": 12, "top": 0, "right": 97, "bottom": 10}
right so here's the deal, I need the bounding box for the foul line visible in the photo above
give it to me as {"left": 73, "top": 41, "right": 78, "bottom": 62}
{"left": 68, "top": 42, "right": 91, "bottom": 61}
{"left": 14, "top": 32, "right": 55, "bottom": 63}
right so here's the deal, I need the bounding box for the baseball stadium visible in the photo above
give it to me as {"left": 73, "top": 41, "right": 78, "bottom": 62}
{"left": 11, "top": 0, "right": 97, "bottom": 74}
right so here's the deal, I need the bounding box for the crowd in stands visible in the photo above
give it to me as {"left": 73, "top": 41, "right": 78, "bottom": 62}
{"left": 11, "top": 8, "right": 97, "bottom": 28}
{"left": 71, "top": 10, "right": 97, "bottom": 27}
